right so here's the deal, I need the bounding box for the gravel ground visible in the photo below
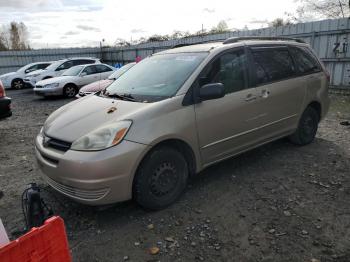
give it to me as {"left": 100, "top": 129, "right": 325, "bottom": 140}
{"left": 0, "top": 89, "right": 350, "bottom": 262}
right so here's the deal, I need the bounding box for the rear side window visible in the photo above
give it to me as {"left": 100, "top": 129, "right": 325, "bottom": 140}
{"left": 37, "top": 63, "right": 50, "bottom": 69}
{"left": 289, "top": 46, "right": 321, "bottom": 75}
{"left": 251, "top": 48, "right": 295, "bottom": 85}
{"left": 200, "top": 49, "right": 247, "bottom": 94}
{"left": 96, "top": 64, "right": 113, "bottom": 73}
{"left": 56, "top": 61, "right": 74, "bottom": 71}
{"left": 82, "top": 65, "right": 98, "bottom": 75}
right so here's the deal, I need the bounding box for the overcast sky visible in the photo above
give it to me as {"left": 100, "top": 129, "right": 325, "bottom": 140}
{"left": 0, "top": 0, "right": 298, "bottom": 49}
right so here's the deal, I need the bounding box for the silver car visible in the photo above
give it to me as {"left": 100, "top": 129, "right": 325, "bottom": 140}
{"left": 35, "top": 37, "right": 330, "bottom": 210}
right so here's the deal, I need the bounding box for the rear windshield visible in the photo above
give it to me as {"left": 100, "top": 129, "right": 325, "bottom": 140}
{"left": 105, "top": 52, "right": 207, "bottom": 102}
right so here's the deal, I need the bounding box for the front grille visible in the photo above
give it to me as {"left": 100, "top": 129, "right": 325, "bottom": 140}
{"left": 43, "top": 136, "right": 71, "bottom": 152}
{"left": 45, "top": 176, "right": 109, "bottom": 201}
{"left": 36, "top": 85, "right": 43, "bottom": 88}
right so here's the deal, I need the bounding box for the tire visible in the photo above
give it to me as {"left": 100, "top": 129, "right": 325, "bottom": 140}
{"left": 133, "top": 146, "right": 189, "bottom": 210}
{"left": 63, "top": 84, "right": 77, "bottom": 98}
{"left": 289, "top": 106, "right": 319, "bottom": 145}
{"left": 11, "top": 78, "right": 24, "bottom": 89}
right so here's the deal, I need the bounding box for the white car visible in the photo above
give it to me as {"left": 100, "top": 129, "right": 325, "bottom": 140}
{"left": 0, "top": 62, "right": 52, "bottom": 89}
{"left": 24, "top": 57, "right": 100, "bottom": 88}
{"left": 33, "top": 63, "right": 115, "bottom": 98}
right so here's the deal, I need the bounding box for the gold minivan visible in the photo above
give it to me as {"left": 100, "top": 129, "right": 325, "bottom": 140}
{"left": 35, "top": 37, "right": 330, "bottom": 209}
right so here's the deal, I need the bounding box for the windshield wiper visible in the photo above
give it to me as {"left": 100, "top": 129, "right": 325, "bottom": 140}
{"left": 106, "top": 92, "right": 138, "bottom": 102}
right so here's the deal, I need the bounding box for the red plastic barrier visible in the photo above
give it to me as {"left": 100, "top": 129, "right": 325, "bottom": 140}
{"left": 0, "top": 216, "right": 71, "bottom": 262}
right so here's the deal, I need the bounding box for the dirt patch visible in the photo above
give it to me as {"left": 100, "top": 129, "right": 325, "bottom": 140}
{"left": 0, "top": 90, "right": 350, "bottom": 261}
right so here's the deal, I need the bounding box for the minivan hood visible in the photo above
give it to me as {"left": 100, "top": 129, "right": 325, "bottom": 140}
{"left": 44, "top": 95, "right": 150, "bottom": 142}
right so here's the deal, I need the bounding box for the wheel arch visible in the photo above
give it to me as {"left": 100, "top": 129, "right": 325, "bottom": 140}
{"left": 11, "top": 78, "right": 24, "bottom": 88}
{"left": 307, "top": 101, "right": 321, "bottom": 122}
{"left": 130, "top": 138, "right": 198, "bottom": 197}
{"left": 64, "top": 82, "right": 78, "bottom": 89}
{"left": 42, "top": 76, "right": 53, "bottom": 80}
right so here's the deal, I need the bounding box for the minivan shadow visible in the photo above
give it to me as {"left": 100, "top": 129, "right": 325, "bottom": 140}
{"left": 41, "top": 136, "right": 344, "bottom": 234}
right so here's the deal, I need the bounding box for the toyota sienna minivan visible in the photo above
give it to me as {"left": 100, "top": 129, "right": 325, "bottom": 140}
{"left": 35, "top": 37, "right": 330, "bottom": 210}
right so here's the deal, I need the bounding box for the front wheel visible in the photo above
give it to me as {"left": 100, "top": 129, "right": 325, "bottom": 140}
{"left": 133, "top": 147, "right": 188, "bottom": 210}
{"left": 63, "top": 85, "right": 77, "bottom": 98}
{"left": 289, "top": 106, "right": 319, "bottom": 145}
{"left": 12, "top": 78, "right": 24, "bottom": 89}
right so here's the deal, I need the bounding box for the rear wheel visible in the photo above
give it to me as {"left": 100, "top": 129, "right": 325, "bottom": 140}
{"left": 133, "top": 147, "right": 188, "bottom": 210}
{"left": 63, "top": 84, "right": 77, "bottom": 98}
{"left": 11, "top": 78, "right": 24, "bottom": 89}
{"left": 289, "top": 106, "right": 319, "bottom": 145}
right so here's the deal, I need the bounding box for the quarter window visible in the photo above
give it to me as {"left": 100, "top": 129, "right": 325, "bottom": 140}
{"left": 82, "top": 65, "right": 97, "bottom": 75}
{"left": 290, "top": 46, "right": 320, "bottom": 74}
{"left": 56, "top": 61, "right": 74, "bottom": 71}
{"left": 37, "top": 63, "right": 50, "bottom": 70}
{"left": 251, "top": 48, "right": 295, "bottom": 85}
{"left": 96, "top": 64, "right": 112, "bottom": 73}
{"left": 200, "top": 49, "right": 247, "bottom": 94}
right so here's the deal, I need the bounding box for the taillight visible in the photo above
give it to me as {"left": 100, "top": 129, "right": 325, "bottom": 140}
{"left": 0, "top": 81, "right": 4, "bottom": 98}
{"left": 325, "top": 70, "right": 330, "bottom": 82}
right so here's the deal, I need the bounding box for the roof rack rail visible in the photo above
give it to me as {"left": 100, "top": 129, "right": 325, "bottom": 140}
{"left": 223, "top": 36, "right": 305, "bottom": 44}
{"left": 171, "top": 40, "right": 222, "bottom": 49}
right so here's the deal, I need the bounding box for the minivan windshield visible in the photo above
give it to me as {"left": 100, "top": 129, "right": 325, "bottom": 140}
{"left": 105, "top": 52, "right": 207, "bottom": 102}
{"left": 108, "top": 62, "right": 136, "bottom": 80}
{"left": 62, "top": 65, "right": 84, "bottom": 76}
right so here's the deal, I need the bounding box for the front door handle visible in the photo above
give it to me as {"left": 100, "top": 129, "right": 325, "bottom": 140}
{"left": 245, "top": 94, "right": 257, "bottom": 102}
{"left": 260, "top": 89, "right": 270, "bottom": 98}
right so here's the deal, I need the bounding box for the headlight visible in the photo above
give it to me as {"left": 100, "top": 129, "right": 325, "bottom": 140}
{"left": 71, "top": 120, "right": 132, "bottom": 151}
{"left": 43, "top": 83, "right": 59, "bottom": 89}
{"left": 30, "top": 73, "right": 40, "bottom": 77}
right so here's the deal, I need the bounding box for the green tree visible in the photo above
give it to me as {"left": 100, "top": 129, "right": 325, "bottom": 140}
{"left": 210, "top": 20, "right": 229, "bottom": 33}
{"left": 268, "top": 18, "right": 293, "bottom": 27}
{"left": 9, "top": 21, "right": 30, "bottom": 50}
{"left": 296, "top": 0, "right": 350, "bottom": 19}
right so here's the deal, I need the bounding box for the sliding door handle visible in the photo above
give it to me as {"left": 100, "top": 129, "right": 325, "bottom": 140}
{"left": 260, "top": 89, "right": 270, "bottom": 98}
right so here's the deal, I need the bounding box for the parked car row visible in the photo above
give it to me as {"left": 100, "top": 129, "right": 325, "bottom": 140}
{"left": 0, "top": 62, "right": 52, "bottom": 89}
{"left": 33, "top": 63, "right": 116, "bottom": 98}
{"left": 0, "top": 56, "right": 139, "bottom": 99}
{"left": 24, "top": 57, "right": 101, "bottom": 88}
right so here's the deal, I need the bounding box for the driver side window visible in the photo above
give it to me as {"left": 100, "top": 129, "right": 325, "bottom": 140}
{"left": 201, "top": 49, "right": 247, "bottom": 94}
{"left": 25, "top": 65, "right": 38, "bottom": 73}
{"left": 56, "top": 61, "right": 74, "bottom": 71}
{"left": 82, "top": 65, "right": 97, "bottom": 75}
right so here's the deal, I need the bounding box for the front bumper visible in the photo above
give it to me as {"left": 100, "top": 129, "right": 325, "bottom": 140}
{"left": 0, "top": 97, "right": 12, "bottom": 119}
{"left": 33, "top": 86, "right": 63, "bottom": 96}
{"left": 35, "top": 134, "right": 148, "bottom": 205}
{"left": 24, "top": 78, "right": 36, "bottom": 88}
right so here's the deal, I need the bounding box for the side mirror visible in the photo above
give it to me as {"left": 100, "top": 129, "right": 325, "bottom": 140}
{"left": 199, "top": 83, "right": 225, "bottom": 101}
{"left": 80, "top": 72, "right": 87, "bottom": 77}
